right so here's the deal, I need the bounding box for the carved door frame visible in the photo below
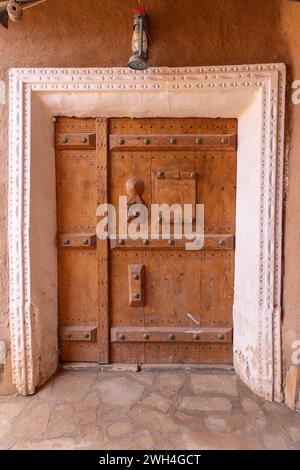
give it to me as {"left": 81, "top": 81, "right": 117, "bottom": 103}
{"left": 8, "top": 65, "right": 286, "bottom": 400}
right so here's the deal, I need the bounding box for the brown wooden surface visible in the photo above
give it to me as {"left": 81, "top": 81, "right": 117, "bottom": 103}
{"left": 56, "top": 117, "right": 237, "bottom": 365}
{"left": 56, "top": 132, "right": 96, "bottom": 150}
{"left": 57, "top": 233, "right": 97, "bottom": 248}
{"left": 56, "top": 117, "right": 99, "bottom": 362}
{"left": 96, "top": 118, "right": 110, "bottom": 363}
{"left": 110, "top": 234, "right": 234, "bottom": 250}
{"left": 109, "top": 133, "right": 237, "bottom": 150}
{"left": 59, "top": 326, "right": 97, "bottom": 342}
{"left": 128, "top": 264, "right": 145, "bottom": 307}
{"left": 111, "top": 327, "right": 232, "bottom": 343}
{"left": 109, "top": 117, "right": 237, "bottom": 364}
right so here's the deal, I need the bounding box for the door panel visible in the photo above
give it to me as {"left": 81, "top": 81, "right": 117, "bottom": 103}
{"left": 201, "top": 153, "right": 236, "bottom": 231}
{"left": 55, "top": 117, "right": 237, "bottom": 365}
{"left": 108, "top": 117, "right": 237, "bottom": 364}
{"left": 56, "top": 118, "right": 99, "bottom": 362}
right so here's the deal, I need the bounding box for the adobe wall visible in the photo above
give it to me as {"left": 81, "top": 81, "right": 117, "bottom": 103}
{"left": 0, "top": 0, "right": 299, "bottom": 408}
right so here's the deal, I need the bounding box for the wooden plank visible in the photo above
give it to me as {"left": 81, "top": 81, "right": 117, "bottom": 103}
{"left": 110, "top": 234, "right": 235, "bottom": 250}
{"left": 59, "top": 326, "right": 97, "bottom": 342}
{"left": 109, "top": 117, "right": 237, "bottom": 135}
{"left": 146, "top": 251, "right": 201, "bottom": 333}
{"left": 200, "top": 251, "right": 234, "bottom": 330}
{"left": 55, "top": 117, "right": 96, "bottom": 133}
{"left": 55, "top": 117, "right": 99, "bottom": 363}
{"left": 57, "top": 232, "right": 96, "bottom": 248}
{"left": 109, "top": 133, "right": 237, "bottom": 150}
{"left": 96, "top": 118, "right": 109, "bottom": 364}
{"left": 57, "top": 247, "right": 98, "bottom": 360}
{"left": 143, "top": 344, "right": 233, "bottom": 364}
{"left": 108, "top": 117, "right": 237, "bottom": 366}
{"left": 111, "top": 327, "right": 232, "bottom": 343}
{"left": 56, "top": 132, "right": 96, "bottom": 150}
{"left": 198, "top": 151, "right": 237, "bottom": 233}
{"left": 59, "top": 342, "right": 98, "bottom": 362}
{"left": 128, "top": 264, "right": 145, "bottom": 307}
{"left": 57, "top": 249, "right": 98, "bottom": 326}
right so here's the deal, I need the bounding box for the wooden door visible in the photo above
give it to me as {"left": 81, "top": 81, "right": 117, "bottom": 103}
{"left": 55, "top": 117, "right": 100, "bottom": 361}
{"left": 55, "top": 117, "right": 237, "bottom": 364}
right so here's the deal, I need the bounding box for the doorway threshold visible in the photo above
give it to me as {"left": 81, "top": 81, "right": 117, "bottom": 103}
{"left": 60, "top": 362, "right": 234, "bottom": 373}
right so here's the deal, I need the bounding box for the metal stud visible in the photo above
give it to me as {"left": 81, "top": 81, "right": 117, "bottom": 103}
{"left": 133, "top": 273, "right": 140, "bottom": 281}
{"left": 143, "top": 239, "right": 150, "bottom": 246}
{"left": 218, "top": 334, "right": 225, "bottom": 341}
{"left": 170, "top": 137, "right": 177, "bottom": 145}
{"left": 144, "top": 138, "right": 150, "bottom": 145}
{"left": 169, "top": 334, "right": 176, "bottom": 341}
{"left": 143, "top": 334, "right": 150, "bottom": 341}
{"left": 118, "top": 239, "right": 125, "bottom": 246}
{"left": 193, "top": 334, "right": 200, "bottom": 341}
{"left": 133, "top": 292, "right": 140, "bottom": 299}
{"left": 63, "top": 239, "right": 70, "bottom": 246}
{"left": 157, "top": 171, "right": 164, "bottom": 178}
{"left": 82, "top": 239, "right": 89, "bottom": 246}
{"left": 62, "top": 137, "right": 68, "bottom": 144}
{"left": 118, "top": 138, "right": 125, "bottom": 145}
{"left": 83, "top": 333, "right": 90, "bottom": 339}
{"left": 219, "top": 239, "right": 226, "bottom": 247}
{"left": 196, "top": 137, "right": 202, "bottom": 145}
{"left": 190, "top": 172, "right": 197, "bottom": 179}
{"left": 119, "top": 334, "right": 126, "bottom": 341}
{"left": 81, "top": 137, "right": 88, "bottom": 144}
{"left": 221, "top": 136, "right": 228, "bottom": 144}
{"left": 168, "top": 239, "right": 175, "bottom": 246}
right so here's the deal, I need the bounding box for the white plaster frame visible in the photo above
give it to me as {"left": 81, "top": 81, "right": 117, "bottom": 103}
{"left": 9, "top": 65, "right": 286, "bottom": 399}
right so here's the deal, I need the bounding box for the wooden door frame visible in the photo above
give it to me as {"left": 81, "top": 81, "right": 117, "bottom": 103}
{"left": 96, "top": 118, "right": 109, "bottom": 363}
{"left": 8, "top": 65, "right": 286, "bottom": 402}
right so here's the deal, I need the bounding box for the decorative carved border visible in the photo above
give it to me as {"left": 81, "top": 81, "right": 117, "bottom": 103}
{"left": 9, "top": 65, "right": 286, "bottom": 398}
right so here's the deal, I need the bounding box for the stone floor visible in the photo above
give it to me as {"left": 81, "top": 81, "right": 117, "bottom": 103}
{"left": 0, "top": 367, "right": 300, "bottom": 450}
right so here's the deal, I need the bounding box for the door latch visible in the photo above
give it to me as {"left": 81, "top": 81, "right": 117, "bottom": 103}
{"left": 128, "top": 264, "right": 145, "bottom": 307}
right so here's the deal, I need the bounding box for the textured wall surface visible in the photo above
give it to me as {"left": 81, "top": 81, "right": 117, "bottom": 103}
{"left": 0, "top": 0, "right": 299, "bottom": 405}
{"left": 281, "top": 1, "right": 300, "bottom": 410}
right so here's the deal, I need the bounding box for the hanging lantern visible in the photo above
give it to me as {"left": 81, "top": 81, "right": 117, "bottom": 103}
{"left": 128, "top": 7, "right": 150, "bottom": 70}
{"left": 0, "top": 0, "right": 47, "bottom": 29}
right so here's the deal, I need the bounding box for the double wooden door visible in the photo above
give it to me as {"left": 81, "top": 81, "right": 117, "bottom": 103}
{"left": 55, "top": 117, "right": 237, "bottom": 364}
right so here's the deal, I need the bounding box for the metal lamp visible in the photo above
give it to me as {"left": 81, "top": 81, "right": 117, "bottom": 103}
{"left": 0, "top": 0, "right": 46, "bottom": 29}
{"left": 128, "top": 7, "right": 149, "bottom": 70}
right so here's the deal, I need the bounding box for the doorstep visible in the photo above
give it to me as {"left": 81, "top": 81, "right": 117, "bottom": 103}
{"left": 60, "top": 362, "right": 234, "bottom": 373}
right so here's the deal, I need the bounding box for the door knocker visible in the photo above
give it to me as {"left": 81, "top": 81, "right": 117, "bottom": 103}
{"left": 126, "top": 176, "right": 146, "bottom": 222}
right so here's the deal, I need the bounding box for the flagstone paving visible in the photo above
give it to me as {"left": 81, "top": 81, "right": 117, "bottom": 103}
{"left": 0, "top": 368, "right": 299, "bottom": 450}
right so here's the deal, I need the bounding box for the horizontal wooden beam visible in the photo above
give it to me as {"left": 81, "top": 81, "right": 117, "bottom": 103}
{"left": 59, "top": 326, "right": 97, "bottom": 342}
{"left": 109, "top": 133, "right": 237, "bottom": 150}
{"left": 110, "top": 234, "right": 234, "bottom": 250}
{"left": 57, "top": 232, "right": 97, "bottom": 248}
{"left": 111, "top": 327, "right": 232, "bottom": 343}
{"left": 56, "top": 132, "right": 96, "bottom": 149}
